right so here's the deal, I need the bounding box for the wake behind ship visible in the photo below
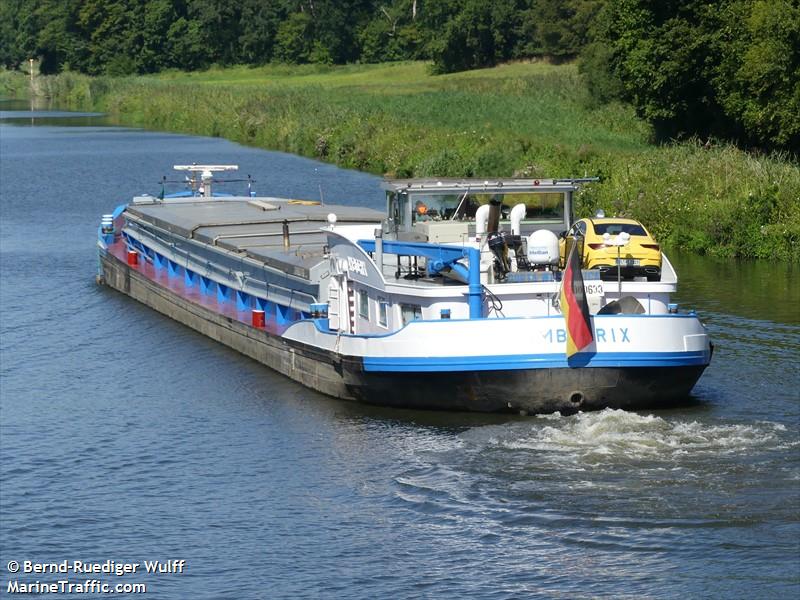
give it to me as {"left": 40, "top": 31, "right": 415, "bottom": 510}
{"left": 97, "top": 165, "right": 712, "bottom": 413}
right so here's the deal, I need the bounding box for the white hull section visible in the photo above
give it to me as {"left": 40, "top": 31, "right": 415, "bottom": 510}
{"left": 283, "top": 314, "right": 711, "bottom": 371}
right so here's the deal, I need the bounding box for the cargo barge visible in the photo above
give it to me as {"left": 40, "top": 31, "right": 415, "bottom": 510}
{"left": 97, "top": 165, "right": 712, "bottom": 413}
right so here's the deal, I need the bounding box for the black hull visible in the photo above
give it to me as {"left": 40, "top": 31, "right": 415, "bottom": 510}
{"left": 340, "top": 361, "right": 707, "bottom": 414}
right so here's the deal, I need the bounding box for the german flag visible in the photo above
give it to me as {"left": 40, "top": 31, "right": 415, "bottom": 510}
{"left": 560, "top": 242, "right": 594, "bottom": 357}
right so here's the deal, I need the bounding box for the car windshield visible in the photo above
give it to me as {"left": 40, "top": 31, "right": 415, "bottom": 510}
{"left": 592, "top": 222, "right": 647, "bottom": 236}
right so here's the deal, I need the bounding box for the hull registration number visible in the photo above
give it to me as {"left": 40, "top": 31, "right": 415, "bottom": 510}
{"left": 585, "top": 283, "right": 604, "bottom": 296}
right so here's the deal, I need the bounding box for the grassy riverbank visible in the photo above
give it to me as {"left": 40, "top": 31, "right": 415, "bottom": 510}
{"left": 5, "top": 62, "right": 799, "bottom": 260}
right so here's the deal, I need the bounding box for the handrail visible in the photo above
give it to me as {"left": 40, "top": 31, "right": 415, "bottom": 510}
{"left": 358, "top": 239, "right": 483, "bottom": 319}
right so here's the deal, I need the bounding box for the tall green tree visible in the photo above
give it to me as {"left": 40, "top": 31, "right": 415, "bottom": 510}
{"left": 34, "top": 0, "right": 86, "bottom": 73}
{"left": 427, "top": 0, "right": 524, "bottom": 73}
{"left": 0, "top": 0, "right": 29, "bottom": 69}
{"left": 358, "top": 1, "right": 424, "bottom": 62}
{"left": 139, "top": 0, "right": 178, "bottom": 72}
{"left": 313, "top": 0, "right": 373, "bottom": 63}
{"left": 715, "top": 0, "right": 800, "bottom": 150}
{"left": 165, "top": 15, "right": 209, "bottom": 71}
{"left": 79, "top": 0, "right": 147, "bottom": 75}
{"left": 238, "top": 0, "right": 283, "bottom": 64}
{"left": 274, "top": 10, "right": 315, "bottom": 64}
{"left": 518, "top": 0, "right": 602, "bottom": 59}
{"left": 185, "top": 0, "right": 242, "bottom": 65}
{"left": 3, "top": 0, "right": 603, "bottom": 75}
{"left": 580, "top": 0, "right": 800, "bottom": 151}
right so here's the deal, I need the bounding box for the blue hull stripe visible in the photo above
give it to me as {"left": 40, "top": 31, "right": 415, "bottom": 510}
{"left": 362, "top": 351, "right": 709, "bottom": 372}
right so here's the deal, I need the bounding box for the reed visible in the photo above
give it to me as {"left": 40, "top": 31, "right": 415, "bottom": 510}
{"left": 0, "top": 69, "right": 30, "bottom": 98}
{"left": 11, "top": 62, "right": 800, "bottom": 260}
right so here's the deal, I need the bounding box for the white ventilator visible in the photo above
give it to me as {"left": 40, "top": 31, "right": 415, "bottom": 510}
{"left": 527, "top": 230, "right": 560, "bottom": 266}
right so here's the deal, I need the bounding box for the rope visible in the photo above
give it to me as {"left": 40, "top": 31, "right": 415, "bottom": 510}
{"left": 482, "top": 284, "right": 505, "bottom": 318}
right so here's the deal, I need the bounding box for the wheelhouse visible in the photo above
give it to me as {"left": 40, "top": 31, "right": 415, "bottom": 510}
{"left": 381, "top": 178, "right": 594, "bottom": 243}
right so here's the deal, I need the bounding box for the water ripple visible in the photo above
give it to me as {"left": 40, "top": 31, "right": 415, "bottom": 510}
{"left": 2, "top": 123, "right": 798, "bottom": 599}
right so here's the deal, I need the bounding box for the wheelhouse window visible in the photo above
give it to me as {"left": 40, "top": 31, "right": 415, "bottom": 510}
{"left": 387, "top": 192, "right": 407, "bottom": 230}
{"left": 400, "top": 304, "right": 422, "bottom": 326}
{"left": 358, "top": 289, "right": 369, "bottom": 320}
{"left": 408, "top": 192, "right": 565, "bottom": 223}
{"left": 378, "top": 297, "right": 389, "bottom": 327}
{"left": 515, "top": 192, "right": 564, "bottom": 221}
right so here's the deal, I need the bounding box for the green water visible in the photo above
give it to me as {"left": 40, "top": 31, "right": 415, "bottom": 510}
{"left": 671, "top": 250, "right": 799, "bottom": 325}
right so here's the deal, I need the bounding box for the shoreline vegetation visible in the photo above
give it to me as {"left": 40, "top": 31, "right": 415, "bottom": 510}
{"left": 2, "top": 61, "right": 798, "bottom": 261}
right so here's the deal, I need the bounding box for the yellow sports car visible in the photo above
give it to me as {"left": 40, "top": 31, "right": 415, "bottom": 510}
{"left": 561, "top": 217, "right": 662, "bottom": 281}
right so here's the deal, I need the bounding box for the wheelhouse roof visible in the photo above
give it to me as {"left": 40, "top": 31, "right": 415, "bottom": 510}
{"left": 380, "top": 178, "right": 589, "bottom": 195}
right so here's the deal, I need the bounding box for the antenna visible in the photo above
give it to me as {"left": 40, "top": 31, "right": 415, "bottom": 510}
{"left": 173, "top": 164, "right": 239, "bottom": 173}
{"left": 173, "top": 165, "right": 239, "bottom": 198}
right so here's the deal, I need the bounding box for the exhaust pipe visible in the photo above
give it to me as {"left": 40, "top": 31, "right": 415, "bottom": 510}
{"left": 487, "top": 197, "right": 502, "bottom": 233}
{"left": 510, "top": 203, "right": 526, "bottom": 235}
{"left": 475, "top": 204, "right": 490, "bottom": 240}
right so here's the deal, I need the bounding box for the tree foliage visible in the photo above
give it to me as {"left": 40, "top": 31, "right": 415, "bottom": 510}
{"left": 3, "top": 0, "right": 595, "bottom": 75}
{"left": 716, "top": 0, "right": 800, "bottom": 150}
{"left": 580, "top": 0, "right": 800, "bottom": 151}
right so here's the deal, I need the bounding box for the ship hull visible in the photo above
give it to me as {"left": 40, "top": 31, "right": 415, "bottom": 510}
{"left": 340, "top": 363, "right": 706, "bottom": 414}
{"left": 99, "top": 250, "right": 707, "bottom": 414}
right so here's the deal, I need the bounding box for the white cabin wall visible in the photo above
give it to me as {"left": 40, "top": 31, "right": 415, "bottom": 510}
{"left": 347, "top": 276, "right": 673, "bottom": 333}
{"left": 490, "top": 296, "right": 556, "bottom": 318}
{"left": 351, "top": 283, "right": 399, "bottom": 334}
{"left": 424, "top": 301, "right": 470, "bottom": 320}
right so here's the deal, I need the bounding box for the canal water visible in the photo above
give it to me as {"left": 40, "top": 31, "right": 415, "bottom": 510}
{"left": 1, "top": 105, "right": 798, "bottom": 599}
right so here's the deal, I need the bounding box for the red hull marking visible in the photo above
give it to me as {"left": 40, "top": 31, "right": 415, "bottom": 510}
{"left": 108, "top": 236, "right": 285, "bottom": 336}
